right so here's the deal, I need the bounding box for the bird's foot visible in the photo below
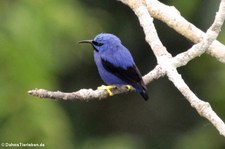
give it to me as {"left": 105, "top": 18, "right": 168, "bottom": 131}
{"left": 97, "top": 85, "right": 116, "bottom": 96}
{"left": 125, "top": 85, "right": 134, "bottom": 91}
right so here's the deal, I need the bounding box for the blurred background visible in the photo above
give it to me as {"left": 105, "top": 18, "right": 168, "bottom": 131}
{"left": 0, "top": 0, "right": 225, "bottom": 148}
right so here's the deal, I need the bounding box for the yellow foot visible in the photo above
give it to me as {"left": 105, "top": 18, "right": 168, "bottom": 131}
{"left": 97, "top": 85, "right": 116, "bottom": 96}
{"left": 125, "top": 85, "right": 134, "bottom": 91}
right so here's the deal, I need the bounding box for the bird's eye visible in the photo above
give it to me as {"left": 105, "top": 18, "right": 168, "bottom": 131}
{"left": 92, "top": 41, "right": 103, "bottom": 46}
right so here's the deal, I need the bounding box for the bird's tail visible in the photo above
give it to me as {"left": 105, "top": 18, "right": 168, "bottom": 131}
{"left": 134, "top": 83, "right": 149, "bottom": 101}
{"left": 140, "top": 90, "right": 149, "bottom": 101}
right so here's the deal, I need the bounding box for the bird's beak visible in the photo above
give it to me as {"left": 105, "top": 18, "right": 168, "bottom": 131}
{"left": 78, "top": 40, "right": 93, "bottom": 44}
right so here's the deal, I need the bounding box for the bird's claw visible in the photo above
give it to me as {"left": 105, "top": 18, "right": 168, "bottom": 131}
{"left": 125, "top": 85, "right": 134, "bottom": 91}
{"left": 97, "top": 85, "right": 116, "bottom": 96}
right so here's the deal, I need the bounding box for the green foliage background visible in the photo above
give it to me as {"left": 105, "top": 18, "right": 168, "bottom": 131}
{"left": 0, "top": 0, "right": 224, "bottom": 148}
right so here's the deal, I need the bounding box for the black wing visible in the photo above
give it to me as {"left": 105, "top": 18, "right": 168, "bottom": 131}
{"left": 101, "top": 58, "right": 149, "bottom": 100}
{"left": 101, "top": 58, "right": 147, "bottom": 91}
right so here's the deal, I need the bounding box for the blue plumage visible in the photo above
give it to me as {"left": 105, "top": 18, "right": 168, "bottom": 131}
{"left": 79, "top": 33, "right": 149, "bottom": 100}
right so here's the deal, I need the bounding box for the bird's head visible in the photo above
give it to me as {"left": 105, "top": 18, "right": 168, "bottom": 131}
{"left": 79, "top": 33, "right": 121, "bottom": 52}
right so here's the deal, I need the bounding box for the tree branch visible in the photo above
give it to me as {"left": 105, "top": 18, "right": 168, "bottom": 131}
{"left": 166, "top": 68, "right": 225, "bottom": 136}
{"left": 28, "top": 87, "right": 124, "bottom": 101}
{"left": 121, "top": 0, "right": 225, "bottom": 137}
{"left": 146, "top": 0, "right": 225, "bottom": 63}
{"left": 28, "top": 65, "right": 164, "bottom": 101}
{"left": 173, "top": 0, "right": 225, "bottom": 67}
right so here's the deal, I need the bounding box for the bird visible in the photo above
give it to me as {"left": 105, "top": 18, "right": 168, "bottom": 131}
{"left": 79, "top": 33, "right": 149, "bottom": 100}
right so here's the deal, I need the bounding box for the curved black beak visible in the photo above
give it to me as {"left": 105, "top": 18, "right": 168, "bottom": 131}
{"left": 78, "top": 40, "right": 93, "bottom": 44}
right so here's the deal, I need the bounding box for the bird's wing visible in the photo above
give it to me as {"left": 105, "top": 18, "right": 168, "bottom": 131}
{"left": 100, "top": 44, "right": 147, "bottom": 90}
{"left": 100, "top": 45, "right": 148, "bottom": 100}
{"left": 101, "top": 58, "right": 144, "bottom": 86}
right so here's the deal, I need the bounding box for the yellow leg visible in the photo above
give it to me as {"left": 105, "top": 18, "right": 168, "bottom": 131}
{"left": 97, "top": 85, "right": 116, "bottom": 96}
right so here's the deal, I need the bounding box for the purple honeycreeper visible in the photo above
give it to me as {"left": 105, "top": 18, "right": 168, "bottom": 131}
{"left": 79, "top": 33, "right": 149, "bottom": 100}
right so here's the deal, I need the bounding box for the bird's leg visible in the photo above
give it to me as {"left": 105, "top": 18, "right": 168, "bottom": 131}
{"left": 97, "top": 85, "right": 117, "bottom": 96}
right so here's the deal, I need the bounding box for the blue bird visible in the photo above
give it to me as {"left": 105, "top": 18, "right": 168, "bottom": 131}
{"left": 79, "top": 33, "right": 149, "bottom": 100}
